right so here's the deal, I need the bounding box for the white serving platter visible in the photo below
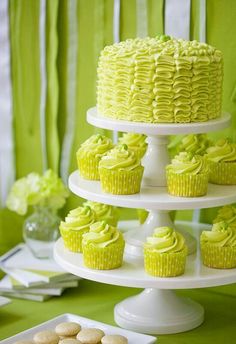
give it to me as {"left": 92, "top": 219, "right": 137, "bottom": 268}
{"left": 0, "top": 313, "right": 157, "bottom": 344}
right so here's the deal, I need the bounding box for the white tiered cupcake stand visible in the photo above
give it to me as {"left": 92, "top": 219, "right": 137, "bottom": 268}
{"left": 54, "top": 108, "right": 236, "bottom": 335}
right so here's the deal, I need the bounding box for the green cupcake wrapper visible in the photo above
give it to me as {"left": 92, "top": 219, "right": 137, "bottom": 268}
{"left": 83, "top": 241, "right": 125, "bottom": 270}
{"left": 201, "top": 243, "right": 236, "bottom": 269}
{"left": 99, "top": 166, "right": 144, "bottom": 195}
{"left": 144, "top": 246, "right": 187, "bottom": 277}
{"left": 77, "top": 151, "right": 100, "bottom": 180}
{"left": 60, "top": 227, "right": 89, "bottom": 253}
{"left": 166, "top": 170, "right": 208, "bottom": 197}
{"left": 208, "top": 161, "right": 236, "bottom": 185}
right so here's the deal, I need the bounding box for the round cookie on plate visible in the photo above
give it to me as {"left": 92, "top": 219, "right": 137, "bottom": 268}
{"left": 55, "top": 322, "right": 81, "bottom": 339}
{"left": 76, "top": 328, "right": 105, "bottom": 344}
{"left": 101, "top": 334, "right": 128, "bottom": 344}
{"left": 33, "top": 331, "right": 59, "bottom": 344}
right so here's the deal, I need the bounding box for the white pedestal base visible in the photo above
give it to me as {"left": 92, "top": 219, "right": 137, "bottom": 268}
{"left": 114, "top": 288, "right": 204, "bottom": 335}
{"left": 124, "top": 210, "right": 197, "bottom": 257}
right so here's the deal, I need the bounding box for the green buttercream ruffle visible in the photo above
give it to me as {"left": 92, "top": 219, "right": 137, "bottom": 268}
{"left": 97, "top": 37, "right": 223, "bottom": 123}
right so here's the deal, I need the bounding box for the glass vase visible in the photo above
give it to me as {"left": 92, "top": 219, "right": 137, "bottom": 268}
{"left": 23, "top": 205, "right": 61, "bottom": 259}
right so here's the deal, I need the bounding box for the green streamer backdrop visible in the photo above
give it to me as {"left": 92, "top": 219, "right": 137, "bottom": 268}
{"left": 1, "top": 0, "right": 236, "bottom": 254}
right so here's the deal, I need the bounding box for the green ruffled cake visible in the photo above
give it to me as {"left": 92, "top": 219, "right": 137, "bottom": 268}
{"left": 83, "top": 200, "right": 118, "bottom": 226}
{"left": 76, "top": 134, "right": 113, "bottom": 180}
{"left": 97, "top": 36, "right": 223, "bottom": 123}
{"left": 200, "top": 221, "right": 236, "bottom": 269}
{"left": 60, "top": 206, "right": 96, "bottom": 252}
{"left": 166, "top": 152, "right": 209, "bottom": 197}
{"left": 206, "top": 139, "right": 236, "bottom": 184}
{"left": 118, "top": 133, "right": 147, "bottom": 159}
{"left": 82, "top": 221, "right": 125, "bottom": 270}
{"left": 144, "top": 226, "right": 187, "bottom": 277}
{"left": 99, "top": 144, "right": 144, "bottom": 195}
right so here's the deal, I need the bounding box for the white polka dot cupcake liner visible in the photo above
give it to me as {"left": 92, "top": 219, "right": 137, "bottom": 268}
{"left": 208, "top": 161, "right": 236, "bottom": 184}
{"left": 99, "top": 166, "right": 144, "bottom": 195}
{"left": 166, "top": 170, "right": 209, "bottom": 197}
{"left": 201, "top": 244, "right": 236, "bottom": 269}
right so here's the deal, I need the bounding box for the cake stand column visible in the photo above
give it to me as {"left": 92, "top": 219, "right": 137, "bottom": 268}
{"left": 124, "top": 210, "right": 196, "bottom": 257}
{"left": 114, "top": 288, "right": 204, "bottom": 334}
{"left": 142, "top": 135, "right": 170, "bottom": 187}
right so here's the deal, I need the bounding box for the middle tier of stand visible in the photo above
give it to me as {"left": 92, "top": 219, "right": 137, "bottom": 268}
{"left": 69, "top": 171, "right": 236, "bottom": 210}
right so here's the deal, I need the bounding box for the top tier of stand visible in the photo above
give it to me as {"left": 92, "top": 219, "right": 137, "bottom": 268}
{"left": 87, "top": 107, "right": 231, "bottom": 136}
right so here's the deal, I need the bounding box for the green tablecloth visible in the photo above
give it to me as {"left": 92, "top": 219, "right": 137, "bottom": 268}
{"left": 0, "top": 279, "right": 236, "bottom": 343}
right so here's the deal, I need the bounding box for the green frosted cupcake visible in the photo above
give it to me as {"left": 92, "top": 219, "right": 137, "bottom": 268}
{"left": 206, "top": 139, "right": 236, "bottom": 184}
{"left": 76, "top": 134, "right": 113, "bottom": 180}
{"left": 166, "top": 152, "right": 209, "bottom": 197}
{"left": 83, "top": 200, "right": 118, "bottom": 226}
{"left": 213, "top": 205, "right": 236, "bottom": 230}
{"left": 200, "top": 221, "right": 236, "bottom": 269}
{"left": 118, "top": 133, "right": 147, "bottom": 159}
{"left": 82, "top": 221, "right": 125, "bottom": 270}
{"left": 144, "top": 226, "right": 187, "bottom": 277}
{"left": 99, "top": 144, "right": 144, "bottom": 195}
{"left": 178, "top": 134, "right": 211, "bottom": 156}
{"left": 60, "top": 206, "right": 96, "bottom": 252}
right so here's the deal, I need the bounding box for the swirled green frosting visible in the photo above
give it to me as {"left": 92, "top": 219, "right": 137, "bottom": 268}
{"left": 118, "top": 133, "right": 147, "bottom": 157}
{"left": 201, "top": 221, "right": 236, "bottom": 247}
{"left": 206, "top": 139, "right": 236, "bottom": 163}
{"left": 166, "top": 152, "right": 209, "bottom": 174}
{"left": 99, "top": 144, "right": 142, "bottom": 171}
{"left": 77, "top": 134, "right": 113, "bottom": 159}
{"left": 178, "top": 134, "right": 210, "bottom": 156}
{"left": 82, "top": 221, "right": 124, "bottom": 248}
{"left": 60, "top": 206, "right": 95, "bottom": 232}
{"left": 145, "top": 226, "right": 186, "bottom": 253}
{"left": 214, "top": 205, "right": 236, "bottom": 229}
{"left": 83, "top": 201, "right": 118, "bottom": 226}
{"left": 97, "top": 36, "right": 223, "bottom": 123}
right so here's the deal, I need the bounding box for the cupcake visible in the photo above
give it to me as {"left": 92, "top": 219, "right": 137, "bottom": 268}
{"left": 166, "top": 152, "right": 209, "bottom": 197}
{"left": 83, "top": 200, "right": 118, "bottom": 226}
{"left": 99, "top": 144, "right": 144, "bottom": 195}
{"left": 144, "top": 226, "right": 187, "bottom": 277}
{"left": 213, "top": 205, "right": 236, "bottom": 230}
{"left": 76, "top": 134, "right": 113, "bottom": 180}
{"left": 206, "top": 139, "right": 236, "bottom": 184}
{"left": 60, "top": 206, "right": 96, "bottom": 252}
{"left": 200, "top": 221, "right": 236, "bottom": 269}
{"left": 178, "top": 134, "right": 211, "bottom": 156}
{"left": 82, "top": 221, "right": 125, "bottom": 270}
{"left": 118, "top": 132, "right": 147, "bottom": 159}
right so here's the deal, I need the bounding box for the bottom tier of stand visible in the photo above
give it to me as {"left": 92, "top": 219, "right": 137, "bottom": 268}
{"left": 54, "top": 221, "right": 236, "bottom": 335}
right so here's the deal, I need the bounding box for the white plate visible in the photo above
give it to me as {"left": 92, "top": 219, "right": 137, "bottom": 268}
{"left": 0, "top": 313, "right": 157, "bottom": 344}
{"left": 0, "top": 296, "right": 11, "bottom": 308}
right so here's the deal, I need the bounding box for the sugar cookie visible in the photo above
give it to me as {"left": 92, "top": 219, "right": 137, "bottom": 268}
{"left": 55, "top": 322, "right": 81, "bottom": 337}
{"left": 33, "top": 330, "right": 59, "bottom": 344}
{"left": 76, "top": 328, "right": 105, "bottom": 344}
{"left": 101, "top": 334, "right": 128, "bottom": 344}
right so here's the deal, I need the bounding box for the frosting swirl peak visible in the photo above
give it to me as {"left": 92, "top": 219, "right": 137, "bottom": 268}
{"left": 99, "top": 144, "right": 142, "bottom": 171}
{"left": 206, "top": 139, "right": 236, "bottom": 163}
{"left": 167, "top": 152, "right": 209, "bottom": 174}
{"left": 201, "top": 221, "right": 236, "bottom": 247}
{"left": 145, "top": 226, "right": 186, "bottom": 253}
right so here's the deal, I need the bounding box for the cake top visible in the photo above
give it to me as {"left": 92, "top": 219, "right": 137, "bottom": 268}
{"left": 100, "top": 35, "right": 222, "bottom": 60}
